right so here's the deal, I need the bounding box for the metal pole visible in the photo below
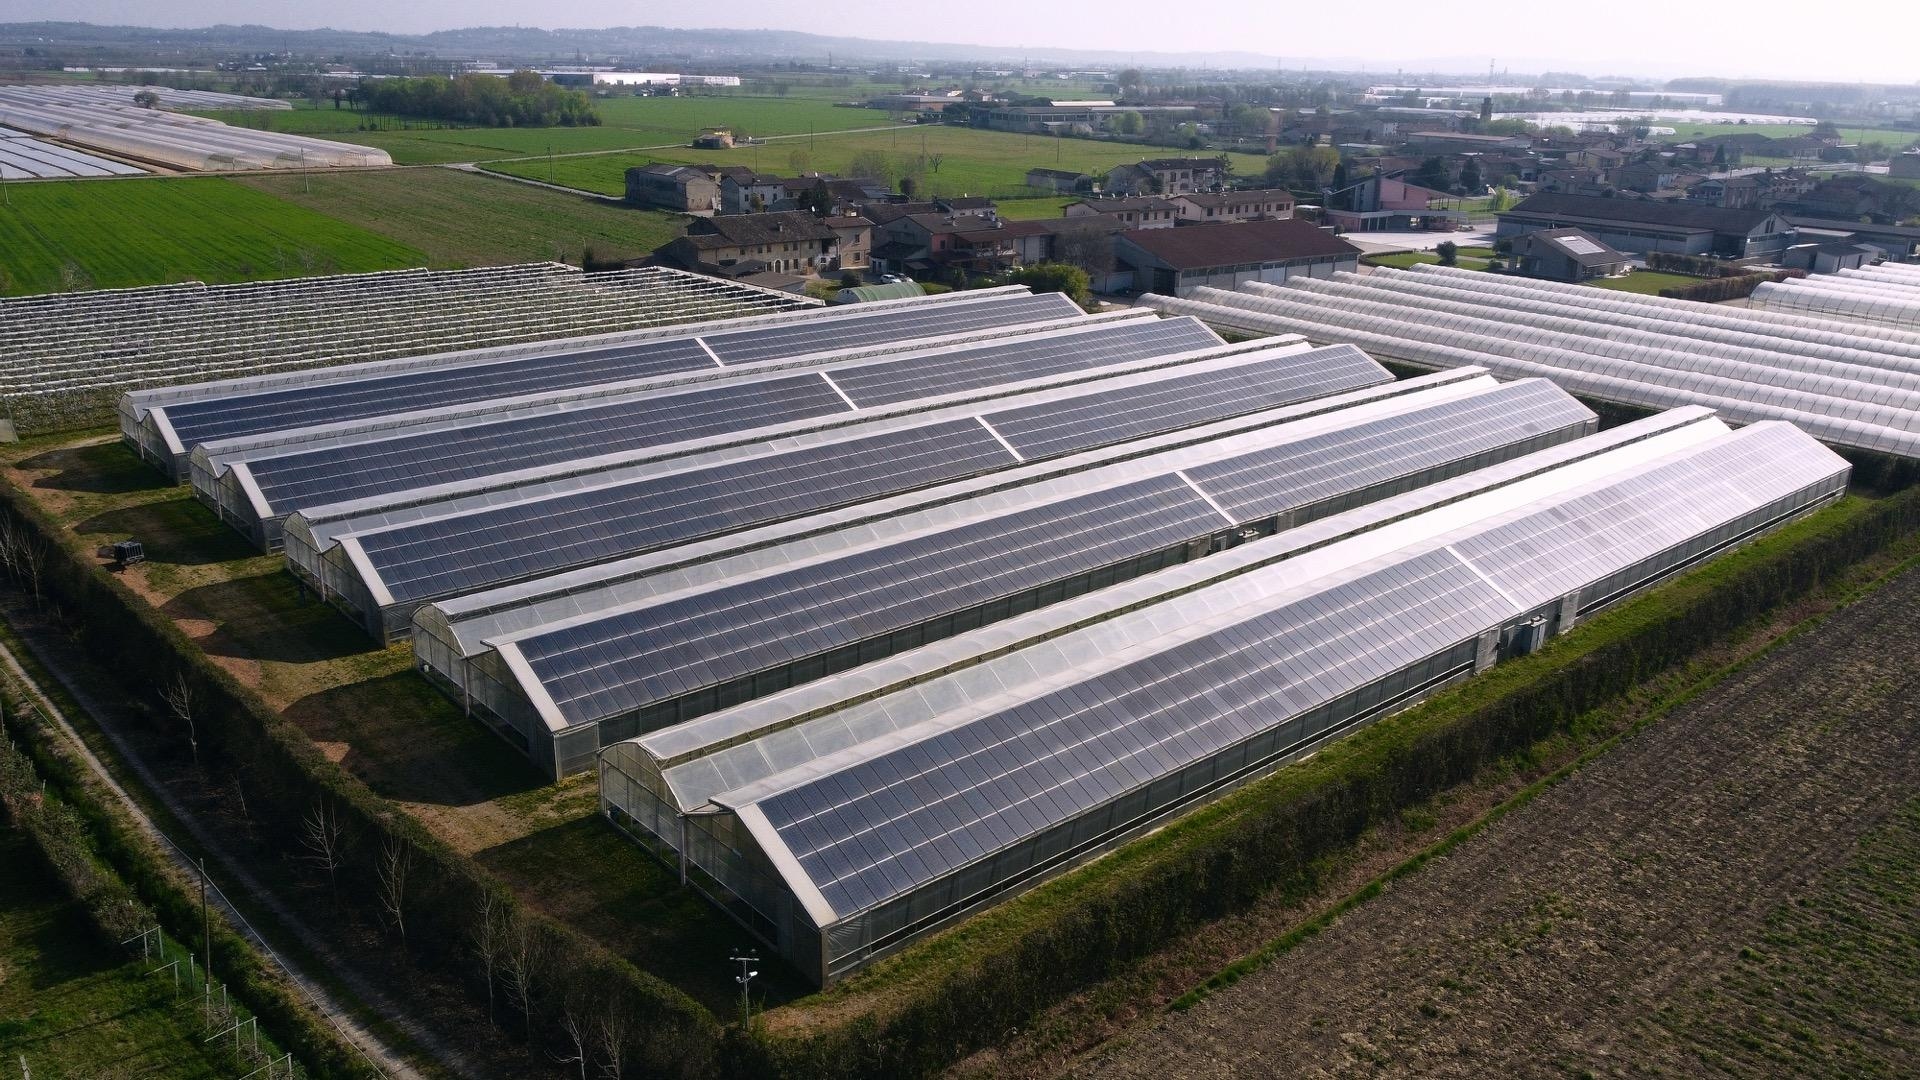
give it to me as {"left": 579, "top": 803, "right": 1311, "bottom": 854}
{"left": 200, "top": 860, "right": 211, "bottom": 989}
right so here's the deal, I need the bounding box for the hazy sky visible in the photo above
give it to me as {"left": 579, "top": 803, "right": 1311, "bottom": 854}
{"left": 15, "top": 0, "right": 1920, "bottom": 83}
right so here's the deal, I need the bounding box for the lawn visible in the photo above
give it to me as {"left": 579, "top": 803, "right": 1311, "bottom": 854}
{"left": 995, "top": 195, "right": 1078, "bottom": 220}
{"left": 196, "top": 95, "right": 900, "bottom": 165}
{"left": 0, "top": 176, "right": 424, "bottom": 295}
{"left": 0, "top": 828, "right": 231, "bottom": 1078}
{"left": 1589, "top": 269, "right": 1702, "bottom": 295}
{"left": 483, "top": 125, "right": 1272, "bottom": 200}
{"left": 1361, "top": 247, "right": 1494, "bottom": 271}
{"left": 237, "top": 168, "right": 685, "bottom": 267}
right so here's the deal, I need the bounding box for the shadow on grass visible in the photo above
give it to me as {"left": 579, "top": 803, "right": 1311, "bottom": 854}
{"left": 284, "top": 671, "right": 545, "bottom": 808}
{"left": 164, "top": 570, "right": 374, "bottom": 664}
{"left": 475, "top": 814, "right": 810, "bottom": 1012}
{"left": 20, "top": 442, "right": 167, "bottom": 496}
{"left": 75, "top": 499, "right": 256, "bottom": 566}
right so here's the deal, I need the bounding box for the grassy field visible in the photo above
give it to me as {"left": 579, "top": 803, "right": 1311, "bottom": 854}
{"left": 484, "top": 125, "right": 1272, "bottom": 199}
{"left": 1590, "top": 269, "right": 1702, "bottom": 294}
{"left": 0, "top": 176, "right": 424, "bottom": 295}
{"left": 1361, "top": 246, "right": 1495, "bottom": 270}
{"left": 237, "top": 168, "right": 684, "bottom": 267}
{"left": 0, "top": 828, "right": 231, "bottom": 1078}
{"left": 1659, "top": 121, "right": 1920, "bottom": 146}
{"left": 994, "top": 195, "right": 1078, "bottom": 219}
{"left": 197, "top": 96, "right": 899, "bottom": 165}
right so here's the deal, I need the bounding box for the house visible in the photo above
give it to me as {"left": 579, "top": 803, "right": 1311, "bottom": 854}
{"left": 1497, "top": 193, "right": 1792, "bottom": 258}
{"left": 1171, "top": 188, "right": 1295, "bottom": 223}
{"left": 935, "top": 196, "right": 998, "bottom": 219}
{"left": 1782, "top": 241, "right": 1878, "bottom": 275}
{"left": 871, "top": 213, "right": 969, "bottom": 276}
{"left": 625, "top": 163, "right": 721, "bottom": 213}
{"left": 1688, "top": 176, "right": 1760, "bottom": 209}
{"left": 1891, "top": 152, "right": 1920, "bottom": 180}
{"left": 1115, "top": 218, "right": 1362, "bottom": 296}
{"left": 691, "top": 129, "right": 734, "bottom": 149}
{"left": 1510, "top": 228, "right": 1629, "bottom": 282}
{"left": 1026, "top": 167, "right": 1094, "bottom": 193}
{"left": 827, "top": 215, "right": 874, "bottom": 269}
{"left": 1785, "top": 216, "right": 1920, "bottom": 261}
{"left": 656, "top": 211, "right": 847, "bottom": 276}
{"left": 947, "top": 219, "right": 1054, "bottom": 275}
{"left": 718, "top": 171, "right": 788, "bottom": 214}
{"left": 1064, "top": 196, "right": 1182, "bottom": 230}
{"left": 1326, "top": 173, "right": 1467, "bottom": 233}
{"left": 1104, "top": 157, "right": 1226, "bottom": 196}
{"left": 1611, "top": 162, "right": 1686, "bottom": 194}
{"left": 1536, "top": 168, "right": 1610, "bottom": 197}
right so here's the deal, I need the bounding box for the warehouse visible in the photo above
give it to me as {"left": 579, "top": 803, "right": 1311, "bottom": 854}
{"left": 475, "top": 373, "right": 1593, "bottom": 777}
{"left": 126, "top": 286, "right": 1064, "bottom": 478}
{"left": 295, "top": 338, "right": 1386, "bottom": 641}
{"left": 602, "top": 416, "right": 1846, "bottom": 984}
{"left": 1138, "top": 271, "right": 1920, "bottom": 459}
{"left": 191, "top": 314, "right": 1228, "bottom": 548}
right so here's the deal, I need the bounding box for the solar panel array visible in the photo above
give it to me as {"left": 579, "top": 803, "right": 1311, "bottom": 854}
{"left": 707, "top": 422, "right": 1846, "bottom": 968}
{"left": 203, "top": 316, "right": 1224, "bottom": 531}
{"left": 324, "top": 342, "right": 1391, "bottom": 630}
{"left": 499, "top": 377, "right": 1594, "bottom": 737}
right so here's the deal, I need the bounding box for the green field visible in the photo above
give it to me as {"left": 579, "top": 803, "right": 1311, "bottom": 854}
{"left": 0, "top": 828, "right": 230, "bottom": 1078}
{"left": 484, "top": 125, "right": 1272, "bottom": 199}
{"left": 1590, "top": 269, "right": 1702, "bottom": 294}
{"left": 198, "top": 95, "right": 901, "bottom": 165}
{"left": 1658, "top": 121, "right": 1920, "bottom": 147}
{"left": 995, "top": 195, "right": 1078, "bottom": 219}
{"left": 0, "top": 176, "right": 424, "bottom": 295}
{"left": 237, "top": 168, "right": 685, "bottom": 267}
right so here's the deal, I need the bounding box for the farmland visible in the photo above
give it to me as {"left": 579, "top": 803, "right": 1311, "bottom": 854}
{"left": 483, "top": 124, "right": 1272, "bottom": 198}
{"left": 1067, "top": 555, "right": 1920, "bottom": 1079}
{"left": 198, "top": 95, "right": 900, "bottom": 165}
{"left": 1592, "top": 268, "right": 1703, "bottom": 294}
{"left": 0, "top": 828, "right": 232, "bottom": 1079}
{"left": 0, "top": 176, "right": 424, "bottom": 295}
{"left": 237, "top": 168, "right": 684, "bottom": 267}
{"left": 1659, "top": 120, "right": 1920, "bottom": 146}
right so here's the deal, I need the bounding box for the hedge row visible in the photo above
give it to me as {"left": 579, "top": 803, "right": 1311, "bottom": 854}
{"left": 1657, "top": 267, "right": 1803, "bottom": 301}
{"left": 0, "top": 482, "right": 722, "bottom": 1078}
{"left": 744, "top": 485, "right": 1920, "bottom": 1079}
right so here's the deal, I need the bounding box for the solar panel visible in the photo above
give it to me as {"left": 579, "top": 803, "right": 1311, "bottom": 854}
{"left": 984, "top": 344, "right": 1389, "bottom": 459}
{"left": 245, "top": 374, "right": 846, "bottom": 515}
{"left": 357, "top": 420, "right": 1015, "bottom": 605}
{"left": 828, "top": 319, "right": 1221, "bottom": 407}
{"left": 1184, "top": 380, "right": 1592, "bottom": 521}
{"left": 702, "top": 292, "right": 1081, "bottom": 365}
{"left": 1557, "top": 235, "right": 1606, "bottom": 256}
{"left": 161, "top": 292, "right": 1076, "bottom": 449}
{"left": 515, "top": 475, "right": 1225, "bottom": 729}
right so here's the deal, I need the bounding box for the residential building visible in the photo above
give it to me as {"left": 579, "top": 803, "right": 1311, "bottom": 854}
{"left": 1104, "top": 157, "right": 1226, "bottom": 195}
{"left": 1115, "top": 217, "right": 1362, "bottom": 296}
{"left": 1892, "top": 151, "right": 1920, "bottom": 180}
{"left": 1688, "top": 176, "right": 1760, "bottom": 209}
{"left": 718, "top": 170, "right": 788, "bottom": 214}
{"left": 624, "top": 163, "right": 721, "bottom": 213}
{"left": 1510, "top": 228, "right": 1629, "bottom": 282}
{"left": 1171, "top": 188, "right": 1296, "bottom": 223}
{"left": 656, "top": 211, "right": 846, "bottom": 275}
{"left": 1064, "top": 196, "right": 1182, "bottom": 229}
{"left": 827, "top": 215, "right": 874, "bottom": 269}
{"left": 1326, "top": 173, "right": 1467, "bottom": 232}
{"left": 1497, "top": 193, "right": 1792, "bottom": 258}
{"left": 1402, "top": 130, "right": 1532, "bottom": 153}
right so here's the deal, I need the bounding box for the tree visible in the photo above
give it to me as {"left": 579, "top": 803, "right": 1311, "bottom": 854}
{"left": 132, "top": 89, "right": 160, "bottom": 108}
{"left": 787, "top": 149, "right": 810, "bottom": 174}
{"left": 847, "top": 149, "right": 892, "bottom": 184}
{"left": 474, "top": 890, "right": 509, "bottom": 1027}
{"left": 794, "top": 179, "right": 833, "bottom": 216}
{"left": 1051, "top": 222, "right": 1116, "bottom": 277}
{"left": 300, "top": 798, "right": 345, "bottom": 903}
{"left": 926, "top": 153, "right": 945, "bottom": 174}
{"left": 1265, "top": 145, "right": 1339, "bottom": 189}
{"left": 162, "top": 675, "right": 198, "bottom": 769}
{"left": 1117, "top": 68, "right": 1142, "bottom": 89}
{"left": 1435, "top": 240, "right": 1459, "bottom": 266}
{"left": 1480, "top": 95, "right": 1493, "bottom": 123}
{"left": 1005, "top": 263, "right": 1092, "bottom": 307}
{"left": 377, "top": 832, "right": 413, "bottom": 945}
{"left": 1713, "top": 143, "right": 1729, "bottom": 167}
{"left": 1110, "top": 110, "right": 1144, "bottom": 136}
{"left": 1458, "top": 158, "right": 1483, "bottom": 194}
{"left": 899, "top": 174, "right": 917, "bottom": 199}
{"left": 1414, "top": 156, "right": 1452, "bottom": 191}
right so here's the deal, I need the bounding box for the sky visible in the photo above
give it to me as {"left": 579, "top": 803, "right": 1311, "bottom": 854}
{"left": 12, "top": 0, "right": 1920, "bottom": 84}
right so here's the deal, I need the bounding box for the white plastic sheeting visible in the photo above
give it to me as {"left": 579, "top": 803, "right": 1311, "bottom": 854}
{"left": 0, "top": 84, "right": 388, "bottom": 170}
{"left": 1751, "top": 279, "right": 1920, "bottom": 329}
{"left": 0, "top": 132, "right": 145, "bottom": 177}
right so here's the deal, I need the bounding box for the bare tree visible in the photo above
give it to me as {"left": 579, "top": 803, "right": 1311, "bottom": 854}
{"left": 376, "top": 832, "right": 413, "bottom": 945}
{"left": 300, "top": 798, "right": 345, "bottom": 902}
{"left": 927, "top": 153, "right": 945, "bottom": 174}
{"left": 554, "top": 981, "right": 591, "bottom": 1080}
{"left": 162, "top": 675, "right": 198, "bottom": 768}
{"left": 474, "top": 890, "right": 508, "bottom": 1027}
{"left": 501, "top": 912, "right": 545, "bottom": 1041}
{"left": 1051, "top": 222, "right": 1117, "bottom": 277}
{"left": 594, "top": 989, "right": 629, "bottom": 1080}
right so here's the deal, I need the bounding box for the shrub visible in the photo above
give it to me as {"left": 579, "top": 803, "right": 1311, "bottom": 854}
{"left": 1435, "top": 241, "right": 1459, "bottom": 267}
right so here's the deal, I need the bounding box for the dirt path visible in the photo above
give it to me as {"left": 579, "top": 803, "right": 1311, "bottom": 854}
{"left": 1069, "top": 563, "right": 1920, "bottom": 1079}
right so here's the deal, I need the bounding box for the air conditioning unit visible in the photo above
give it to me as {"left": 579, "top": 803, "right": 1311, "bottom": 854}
{"left": 1501, "top": 615, "right": 1549, "bottom": 658}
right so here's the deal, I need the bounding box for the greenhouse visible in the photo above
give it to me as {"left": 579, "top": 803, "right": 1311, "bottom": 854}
{"left": 601, "top": 417, "right": 1847, "bottom": 984}
{"left": 40, "top": 263, "right": 803, "bottom": 452}
{"left": 190, "top": 315, "right": 1232, "bottom": 548}
{"left": 1139, "top": 286, "right": 1920, "bottom": 459}
{"left": 0, "top": 133, "right": 146, "bottom": 178}
{"left": 0, "top": 84, "right": 390, "bottom": 170}
{"left": 477, "top": 374, "right": 1593, "bottom": 777}
{"left": 125, "top": 286, "right": 1067, "bottom": 476}
{"left": 1750, "top": 277, "right": 1920, "bottom": 329}
{"left": 409, "top": 361, "right": 1483, "bottom": 757}
{"left": 295, "top": 340, "right": 1391, "bottom": 640}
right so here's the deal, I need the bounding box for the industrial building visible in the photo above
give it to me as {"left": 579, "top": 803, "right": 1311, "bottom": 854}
{"left": 600, "top": 413, "right": 1847, "bottom": 984}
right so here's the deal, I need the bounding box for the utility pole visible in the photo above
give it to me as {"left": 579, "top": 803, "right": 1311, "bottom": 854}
{"left": 728, "top": 949, "right": 759, "bottom": 1024}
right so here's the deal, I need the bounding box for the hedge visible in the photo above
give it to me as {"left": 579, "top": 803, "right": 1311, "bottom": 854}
{"left": 739, "top": 485, "right": 1920, "bottom": 1079}
{"left": 0, "top": 482, "right": 722, "bottom": 1079}
{"left": 1657, "top": 268, "right": 1804, "bottom": 302}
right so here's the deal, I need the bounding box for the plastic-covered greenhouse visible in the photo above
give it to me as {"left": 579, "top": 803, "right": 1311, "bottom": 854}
{"left": 600, "top": 416, "right": 1847, "bottom": 984}
{"left": 1138, "top": 281, "right": 1920, "bottom": 459}
{"left": 454, "top": 371, "right": 1583, "bottom": 777}
{"left": 0, "top": 84, "right": 390, "bottom": 170}
{"left": 125, "top": 286, "right": 1062, "bottom": 477}
{"left": 294, "top": 339, "right": 1386, "bottom": 641}
{"left": 190, "top": 314, "right": 1241, "bottom": 548}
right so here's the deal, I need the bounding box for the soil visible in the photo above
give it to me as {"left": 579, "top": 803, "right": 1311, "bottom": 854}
{"left": 1063, "top": 562, "right": 1920, "bottom": 1079}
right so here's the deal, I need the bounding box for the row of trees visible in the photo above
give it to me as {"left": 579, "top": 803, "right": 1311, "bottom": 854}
{"left": 356, "top": 71, "right": 599, "bottom": 127}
